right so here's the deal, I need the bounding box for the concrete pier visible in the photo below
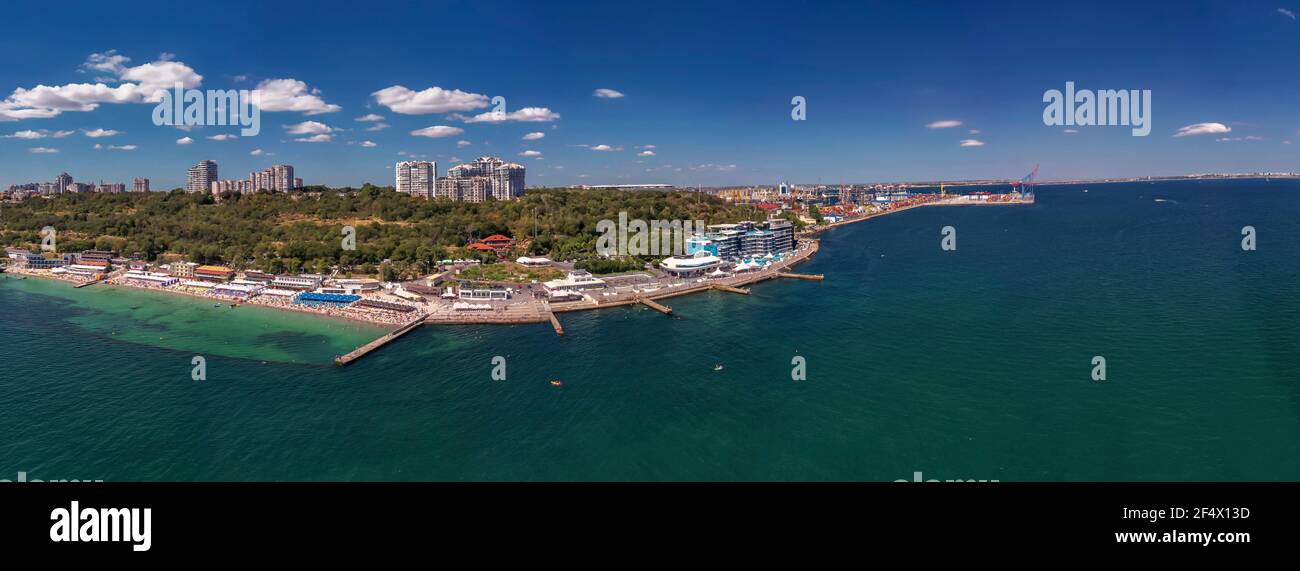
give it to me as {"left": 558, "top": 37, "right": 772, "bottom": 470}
{"left": 638, "top": 298, "right": 673, "bottom": 315}
{"left": 777, "top": 272, "right": 825, "bottom": 281}
{"left": 712, "top": 283, "right": 750, "bottom": 295}
{"left": 547, "top": 309, "right": 564, "bottom": 336}
{"left": 335, "top": 318, "right": 424, "bottom": 366}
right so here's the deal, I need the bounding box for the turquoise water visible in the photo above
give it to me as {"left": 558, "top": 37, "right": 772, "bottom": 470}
{"left": 2, "top": 179, "right": 1298, "bottom": 481}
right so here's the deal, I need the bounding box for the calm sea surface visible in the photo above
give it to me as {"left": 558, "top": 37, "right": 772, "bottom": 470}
{"left": 2, "top": 179, "right": 1298, "bottom": 481}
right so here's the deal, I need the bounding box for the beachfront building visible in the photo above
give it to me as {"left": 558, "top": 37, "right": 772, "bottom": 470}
{"left": 396, "top": 161, "right": 436, "bottom": 198}
{"left": 5, "top": 248, "right": 31, "bottom": 262}
{"left": 659, "top": 251, "right": 723, "bottom": 278}
{"left": 213, "top": 282, "right": 263, "bottom": 298}
{"left": 78, "top": 250, "right": 114, "bottom": 263}
{"left": 458, "top": 285, "right": 511, "bottom": 300}
{"left": 193, "top": 265, "right": 234, "bottom": 282}
{"left": 542, "top": 270, "right": 606, "bottom": 298}
{"left": 14, "top": 252, "right": 70, "bottom": 269}
{"left": 320, "top": 279, "right": 381, "bottom": 295}
{"left": 691, "top": 219, "right": 794, "bottom": 261}
{"left": 271, "top": 275, "right": 321, "bottom": 291}
{"left": 169, "top": 262, "right": 198, "bottom": 278}
{"left": 241, "top": 271, "right": 275, "bottom": 284}
{"left": 123, "top": 270, "right": 179, "bottom": 287}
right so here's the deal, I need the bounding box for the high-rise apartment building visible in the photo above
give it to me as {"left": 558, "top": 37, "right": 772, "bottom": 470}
{"left": 133, "top": 178, "right": 150, "bottom": 193}
{"left": 186, "top": 160, "right": 218, "bottom": 193}
{"left": 247, "top": 164, "right": 296, "bottom": 192}
{"left": 446, "top": 156, "right": 525, "bottom": 200}
{"left": 54, "top": 173, "right": 72, "bottom": 195}
{"left": 395, "top": 161, "right": 436, "bottom": 198}
{"left": 435, "top": 176, "right": 490, "bottom": 203}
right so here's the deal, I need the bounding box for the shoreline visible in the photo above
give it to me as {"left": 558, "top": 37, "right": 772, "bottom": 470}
{"left": 1, "top": 267, "right": 402, "bottom": 329}
{"left": 2, "top": 197, "right": 1029, "bottom": 342}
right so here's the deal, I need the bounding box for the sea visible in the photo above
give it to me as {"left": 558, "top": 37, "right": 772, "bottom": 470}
{"left": 2, "top": 179, "right": 1298, "bottom": 481}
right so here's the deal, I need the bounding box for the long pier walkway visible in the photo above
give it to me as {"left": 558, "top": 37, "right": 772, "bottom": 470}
{"left": 335, "top": 316, "right": 426, "bottom": 366}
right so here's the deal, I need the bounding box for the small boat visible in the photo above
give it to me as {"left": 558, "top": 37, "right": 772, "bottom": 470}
{"left": 713, "top": 363, "right": 724, "bottom": 371}
{"left": 550, "top": 379, "right": 563, "bottom": 387}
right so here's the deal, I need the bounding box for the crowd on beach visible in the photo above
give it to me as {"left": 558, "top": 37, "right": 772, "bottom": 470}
{"left": 12, "top": 266, "right": 426, "bottom": 327}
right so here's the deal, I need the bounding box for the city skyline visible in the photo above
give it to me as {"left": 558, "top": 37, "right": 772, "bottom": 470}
{"left": 3, "top": 0, "right": 1300, "bottom": 190}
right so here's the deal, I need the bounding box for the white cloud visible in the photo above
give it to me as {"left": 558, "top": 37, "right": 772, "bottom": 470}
{"left": 456, "top": 107, "right": 560, "bottom": 123}
{"left": 927, "top": 120, "right": 963, "bottom": 129}
{"left": 120, "top": 60, "right": 203, "bottom": 102}
{"left": 365, "top": 122, "right": 389, "bottom": 132}
{"left": 589, "top": 144, "right": 620, "bottom": 151}
{"left": 593, "top": 88, "right": 624, "bottom": 99}
{"left": 1173, "top": 122, "right": 1230, "bottom": 137}
{"left": 355, "top": 113, "right": 384, "bottom": 122}
{"left": 1, "top": 52, "right": 202, "bottom": 120}
{"left": 638, "top": 144, "right": 657, "bottom": 150}
{"left": 2, "top": 129, "right": 73, "bottom": 139}
{"left": 254, "top": 78, "right": 341, "bottom": 115}
{"left": 29, "top": 147, "right": 59, "bottom": 153}
{"left": 638, "top": 150, "right": 655, "bottom": 156}
{"left": 410, "top": 125, "right": 464, "bottom": 138}
{"left": 284, "top": 120, "right": 333, "bottom": 135}
{"left": 1063, "top": 129, "right": 1079, "bottom": 134}
{"left": 522, "top": 131, "right": 545, "bottom": 140}
{"left": 84, "top": 128, "right": 118, "bottom": 138}
{"left": 294, "top": 133, "right": 333, "bottom": 143}
{"left": 176, "top": 136, "right": 194, "bottom": 145}
{"left": 690, "top": 163, "right": 737, "bottom": 172}
{"left": 968, "top": 129, "right": 981, "bottom": 134}
{"left": 361, "top": 140, "right": 378, "bottom": 148}
{"left": 959, "top": 139, "right": 985, "bottom": 147}
{"left": 372, "top": 85, "right": 490, "bottom": 114}
{"left": 80, "top": 50, "right": 131, "bottom": 75}
{"left": 457, "top": 140, "right": 472, "bottom": 147}
{"left": 106, "top": 144, "right": 137, "bottom": 151}
{"left": 207, "top": 134, "right": 238, "bottom": 141}
{"left": 1215, "top": 135, "right": 1264, "bottom": 142}
{"left": 519, "top": 150, "right": 542, "bottom": 157}
{"left": 1279, "top": 8, "right": 1297, "bottom": 20}
{"left": 250, "top": 149, "right": 266, "bottom": 156}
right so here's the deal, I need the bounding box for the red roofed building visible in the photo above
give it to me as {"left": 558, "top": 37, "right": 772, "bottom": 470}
{"left": 481, "top": 234, "right": 515, "bottom": 248}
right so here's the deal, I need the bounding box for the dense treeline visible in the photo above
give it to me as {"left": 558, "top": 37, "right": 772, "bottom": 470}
{"left": 0, "top": 186, "right": 762, "bottom": 277}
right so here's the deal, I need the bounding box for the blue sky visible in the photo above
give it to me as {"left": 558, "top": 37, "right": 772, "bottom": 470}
{"left": 2, "top": 0, "right": 1298, "bottom": 189}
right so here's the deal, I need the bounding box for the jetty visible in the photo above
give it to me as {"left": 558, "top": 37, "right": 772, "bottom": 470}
{"left": 335, "top": 317, "right": 425, "bottom": 366}
{"left": 638, "top": 297, "right": 673, "bottom": 315}
{"left": 777, "top": 272, "right": 824, "bottom": 281}
{"left": 711, "top": 283, "right": 750, "bottom": 295}
{"left": 74, "top": 277, "right": 107, "bottom": 288}
{"left": 546, "top": 306, "right": 564, "bottom": 336}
